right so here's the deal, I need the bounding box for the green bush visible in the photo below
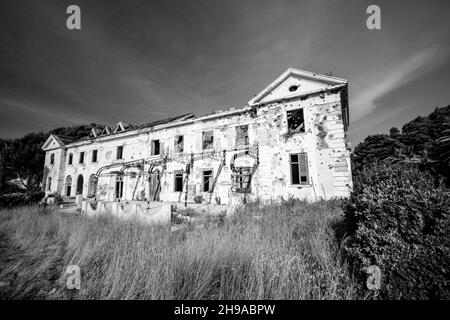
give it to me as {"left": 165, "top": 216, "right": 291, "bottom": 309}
{"left": 343, "top": 163, "right": 450, "bottom": 299}
{"left": 0, "top": 191, "right": 45, "bottom": 209}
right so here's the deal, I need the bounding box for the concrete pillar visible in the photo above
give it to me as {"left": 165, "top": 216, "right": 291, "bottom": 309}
{"left": 111, "top": 202, "right": 119, "bottom": 217}
{"left": 131, "top": 203, "right": 139, "bottom": 216}
{"left": 81, "top": 200, "right": 88, "bottom": 214}
{"left": 76, "top": 194, "right": 83, "bottom": 210}
{"left": 100, "top": 202, "right": 107, "bottom": 214}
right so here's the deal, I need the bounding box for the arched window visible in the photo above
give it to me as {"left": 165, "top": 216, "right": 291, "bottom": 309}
{"left": 76, "top": 174, "right": 84, "bottom": 195}
{"left": 65, "top": 176, "right": 72, "bottom": 196}
{"left": 88, "top": 174, "right": 98, "bottom": 198}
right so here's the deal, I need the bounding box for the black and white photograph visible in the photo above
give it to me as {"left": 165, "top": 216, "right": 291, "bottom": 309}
{"left": 0, "top": 0, "right": 449, "bottom": 309}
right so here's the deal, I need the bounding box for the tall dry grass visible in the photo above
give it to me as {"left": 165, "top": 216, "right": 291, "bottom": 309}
{"left": 0, "top": 199, "right": 357, "bottom": 299}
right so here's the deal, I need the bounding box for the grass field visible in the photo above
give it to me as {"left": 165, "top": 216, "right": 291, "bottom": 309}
{"left": 0, "top": 199, "right": 358, "bottom": 299}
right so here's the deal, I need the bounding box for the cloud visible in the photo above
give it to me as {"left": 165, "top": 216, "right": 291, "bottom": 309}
{"left": 351, "top": 43, "right": 450, "bottom": 121}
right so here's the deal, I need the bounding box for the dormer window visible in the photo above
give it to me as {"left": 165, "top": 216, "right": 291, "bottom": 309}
{"left": 114, "top": 121, "right": 126, "bottom": 133}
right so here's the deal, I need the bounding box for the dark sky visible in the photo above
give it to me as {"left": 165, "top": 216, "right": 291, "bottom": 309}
{"left": 0, "top": 0, "right": 449, "bottom": 145}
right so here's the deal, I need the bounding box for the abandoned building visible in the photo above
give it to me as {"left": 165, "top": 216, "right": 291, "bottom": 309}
{"left": 42, "top": 68, "right": 352, "bottom": 207}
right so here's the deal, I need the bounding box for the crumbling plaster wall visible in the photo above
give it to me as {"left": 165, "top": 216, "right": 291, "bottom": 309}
{"left": 252, "top": 90, "right": 352, "bottom": 200}
{"left": 51, "top": 89, "right": 351, "bottom": 203}
{"left": 44, "top": 148, "right": 65, "bottom": 195}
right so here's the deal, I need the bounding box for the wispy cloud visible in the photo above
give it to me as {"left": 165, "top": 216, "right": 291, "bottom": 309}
{"left": 351, "top": 43, "right": 450, "bottom": 121}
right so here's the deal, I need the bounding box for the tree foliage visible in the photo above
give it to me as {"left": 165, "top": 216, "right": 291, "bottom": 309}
{"left": 343, "top": 163, "right": 450, "bottom": 299}
{"left": 352, "top": 105, "right": 450, "bottom": 184}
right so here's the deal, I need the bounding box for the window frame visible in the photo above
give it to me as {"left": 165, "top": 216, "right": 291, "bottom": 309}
{"left": 92, "top": 149, "right": 98, "bottom": 163}
{"left": 174, "top": 135, "right": 184, "bottom": 153}
{"left": 289, "top": 153, "right": 309, "bottom": 185}
{"left": 68, "top": 153, "right": 73, "bottom": 165}
{"left": 116, "top": 146, "right": 124, "bottom": 160}
{"left": 235, "top": 125, "right": 249, "bottom": 146}
{"left": 79, "top": 152, "right": 85, "bottom": 164}
{"left": 151, "top": 139, "right": 160, "bottom": 156}
{"left": 234, "top": 167, "right": 252, "bottom": 193}
{"left": 202, "top": 131, "right": 214, "bottom": 150}
{"left": 286, "top": 108, "right": 306, "bottom": 134}
{"left": 173, "top": 171, "right": 184, "bottom": 192}
{"left": 201, "top": 169, "right": 214, "bottom": 192}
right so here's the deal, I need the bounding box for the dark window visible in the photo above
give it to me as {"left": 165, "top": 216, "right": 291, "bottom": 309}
{"left": 79, "top": 152, "right": 85, "bottom": 164}
{"left": 289, "top": 85, "right": 299, "bottom": 92}
{"left": 236, "top": 125, "right": 249, "bottom": 146}
{"left": 116, "top": 146, "right": 123, "bottom": 159}
{"left": 234, "top": 168, "right": 252, "bottom": 193}
{"left": 151, "top": 140, "right": 160, "bottom": 155}
{"left": 65, "top": 176, "right": 72, "bottom": 196}
{"left": 202, "top": 131, "right": 214, "bottom": 150}
{"left": 92, "top": 150, "right": 98, "bottom": 163}
{"left": 287, "top": 108, "right": 305, "bottom": 133}
{"left": 174, "top": 171, "right": 183, "bottom": 192}
{"left": 50, "top": 153, "right": 55, "bottom": 164}
{"left": 202, "top": 170, "right": 213, "bottom": 192}
{"left": 174, "top": 135, "right": 184, "bottom": 153}
{"left": 290, "top": 153, "right": 309, "bottom": 185}
{"left": 47, "top": 177, "right": 52, "bottom": 191}
{"left": 115, "top": 175, "right": 124, "bottom": 199}
{"left": 68, "top": 153, "right": 73, "bottom": 165}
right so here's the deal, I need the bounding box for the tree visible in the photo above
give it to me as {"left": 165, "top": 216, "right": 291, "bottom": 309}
{"left": 0, "top": 123, "right": 103, "bottom": 194}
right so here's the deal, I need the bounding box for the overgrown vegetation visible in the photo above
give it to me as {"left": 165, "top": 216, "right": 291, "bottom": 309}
{"left": 0, "top": 191, "right": 44, "bottom": 209}
{"left": 342, "top": 163, "right": 450, "bottom": 299}
{"left": 0, "top": 200, "right": 357, "bottom": 300}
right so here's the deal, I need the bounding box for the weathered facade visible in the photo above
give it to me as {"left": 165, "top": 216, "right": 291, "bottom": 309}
{"left": 42, "top": 68, "right": 352, "bottom": 205}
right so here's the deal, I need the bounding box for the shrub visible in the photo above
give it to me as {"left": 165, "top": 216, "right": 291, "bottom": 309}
{"left": 343, "top": 163, "right": 450, "bottom": 299}
{"left": 0, "top": 191, "right": 45, "bottom": 209}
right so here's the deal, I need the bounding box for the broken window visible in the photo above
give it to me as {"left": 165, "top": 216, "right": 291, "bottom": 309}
{"left": 174, "top": 135, "right": 184, "bottom": 153}
{"left": 92, "top": 149, "right": 98, "bottom": 163}
{"left": 287, "top": 108, "right": 305, "bottom": 133}
{"left": 174, "top": 171, "right": 183, "bottom": 192}
{"left": 202, "top": 131, "right": 214, "bottom": 150}
{"left": 236, "top": 125, "right": 249, "bottom": 146}
{"left": 68, "top": 153, "right": 73, "bottom": 165}
{"left": 50, "top": 153, "right": 55, "bottom": 164}
{"left": 151, "top": 140, "right": 160, "bottom": 155}
{"left": 202, "top": 170, "right": 213, "bottom": 192}
{"left": 79, "top": 152, "right": 85, "bottom": 164}
{"left": 290, "top": 153, "right": 309, "bottom": 185}
{"left": 234, "top": 168, "right": 252, "bottom": 193}
{"left": 116, "top": 146, "right": 123, "bottom": 159}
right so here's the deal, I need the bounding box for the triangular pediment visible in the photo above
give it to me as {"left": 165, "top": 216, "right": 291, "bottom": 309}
{"left": 42, "top": 134, "right": 64, "bottom": 151}
{"left": 248, "top": 68, "right": 347, "bottom": 105}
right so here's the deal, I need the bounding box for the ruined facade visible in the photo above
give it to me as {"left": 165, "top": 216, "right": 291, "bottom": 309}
{"left": 42, "top": 68, "right": 352, "bottom": 205}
